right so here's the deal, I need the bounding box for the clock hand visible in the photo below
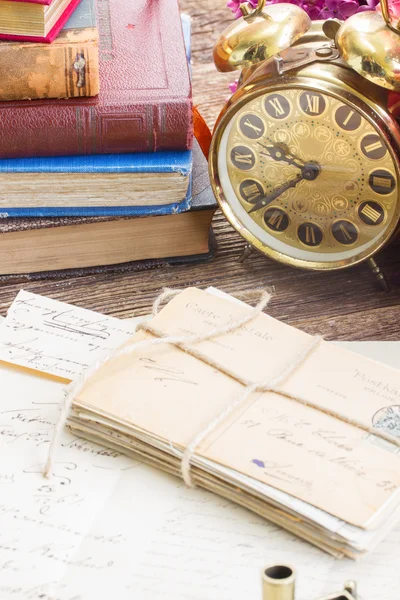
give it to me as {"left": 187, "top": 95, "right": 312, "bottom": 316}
{"left": 258, "top": 142, "right": 305, "bottom": 170}
{"left": 248, "top": 161, "right": 320, "bottom": 214}
{"left": 248, "top": 173, "right": 303, "bottom": 214}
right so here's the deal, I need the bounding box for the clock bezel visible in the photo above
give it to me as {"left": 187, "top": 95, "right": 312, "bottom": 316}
{"left": 209, "top": 76, "right": 400, "bottom": 270}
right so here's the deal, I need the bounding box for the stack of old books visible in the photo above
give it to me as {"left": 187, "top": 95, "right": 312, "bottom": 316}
{"left": 0, "top": 0, "right": 215, "bottom": 277}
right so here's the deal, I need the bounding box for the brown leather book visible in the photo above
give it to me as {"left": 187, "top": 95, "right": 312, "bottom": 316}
{"left": 0, "top": 0, "right": 192, "bottom": 158}
{"left": 0, "top": 0, "right": 99, "bottom": 101}
{"left": 0, "top": 143, "right": 217, "bottom": 279}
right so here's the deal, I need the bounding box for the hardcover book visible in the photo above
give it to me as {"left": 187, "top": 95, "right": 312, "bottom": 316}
{"left": 0, "top": 0, "right": 99, "bottom": 102}
{"left": 0, "top": 149, "right": 192, "bottom": 217}
{"left": 0, "top": 0, "right": 193, "bottom": 158}
{"left": 0, "top": 143, "right": 216, "bottom": 277}
{"left": 0, "top": 0, "right": 82, "bottom": 42}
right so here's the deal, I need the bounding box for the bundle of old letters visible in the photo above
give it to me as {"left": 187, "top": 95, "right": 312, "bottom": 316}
{"left": 61, "top": 287, "right": 400, "bottom": 559}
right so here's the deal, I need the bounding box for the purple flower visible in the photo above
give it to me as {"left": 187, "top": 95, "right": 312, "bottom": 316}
{"left": 317, "top": 0, "right": 359, "bottom": 19}
{"left": 357, "top": 0, "right": 379, "bottom": 9}
{"left": 290, "top": 0, "right": 325, "bottom": 19}
{"left": 227, "top": 0, "right": 278, "bottom": 17}
{"left": 226, "top": 0, "right": 380, "bottom": 20}
{"left": 227, "top": 0, "right": 258, "bottom": 18}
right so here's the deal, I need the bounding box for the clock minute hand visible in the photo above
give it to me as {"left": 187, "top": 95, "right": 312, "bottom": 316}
{"left": 248, "top": 173, "right": 303, "bottom": 214}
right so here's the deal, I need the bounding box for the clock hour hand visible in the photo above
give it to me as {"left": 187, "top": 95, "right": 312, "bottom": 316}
{"left": 248, "top": 173, "right": 303, "bottom": 214}
{"left": 259, "top": 142, "right": 305, "bottom": 170}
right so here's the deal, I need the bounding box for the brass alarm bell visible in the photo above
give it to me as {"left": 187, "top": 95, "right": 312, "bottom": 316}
{"left": 262, "top": 564, "right": 359, "bottom": 600}
{"left": 213, "top": 0, "right": 311, "bottom": 72}
{"left": 336, "top": 0, "right": 400, "bottom": 91}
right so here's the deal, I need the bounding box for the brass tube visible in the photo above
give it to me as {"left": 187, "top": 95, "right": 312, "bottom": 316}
{"left": 262, "top": 565, "right": 296, "bottom": 600}
{"left": 379, "top": 0, "right": 400, "bottom": 32}
{"left": 380, "top": 0, "right": 391, "bottom": 26}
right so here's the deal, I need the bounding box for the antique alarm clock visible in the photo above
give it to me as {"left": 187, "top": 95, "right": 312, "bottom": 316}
{"left": 209, "top": 0, "right": 400, "bottom": 287}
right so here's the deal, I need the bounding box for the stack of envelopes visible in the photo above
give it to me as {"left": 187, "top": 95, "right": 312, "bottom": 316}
{"left": 67, "top": 288, "right": 400, "bottom": 558}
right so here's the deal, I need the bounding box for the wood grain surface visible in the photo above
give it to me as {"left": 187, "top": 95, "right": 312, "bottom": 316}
{"left": 0, "top": 0, "right": 399, "bottom": 340}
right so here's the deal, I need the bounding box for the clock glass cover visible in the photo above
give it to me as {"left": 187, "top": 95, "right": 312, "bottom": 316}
{"left": 216, "top": 87, "right": 399, "bottom": 267}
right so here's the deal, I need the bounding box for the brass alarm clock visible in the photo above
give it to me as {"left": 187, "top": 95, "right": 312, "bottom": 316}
{"left": 209, "top": 0, "right": 400, "bottom": 287}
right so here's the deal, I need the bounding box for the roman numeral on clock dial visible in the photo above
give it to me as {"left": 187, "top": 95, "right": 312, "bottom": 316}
{"left": 264, "top": 94, "right": 290, "bottom": 120}
{"left": 361, "top": 134, "right": 387, "bottom": 160}
{"left": 239, "top": 114, "right": 265, "bottom": 139}
{"left": 239, "top": 180, "right": 265, "bottom": 204}
{"left": 299, "top": 92, "right": 326, "bottom": 116}
{"left": 335, "top": 105, "right": 362, "bottom": 131}
{"left": 358, "top": 201, "right": 385, "bottom": 225}
{"left": 369, "top": 169, "right": 396, "bottom": 195}
{"left": 230, "top": 146, "right": 256, "bottom": 170}
{"left": 297, "top": 222, "right": 323, "bottom": 247}
{"left": 264, "top": 207, "right": 289, "bottom": 232}
{"left": 332, "top": 220, "right": 358, "bottom": 245}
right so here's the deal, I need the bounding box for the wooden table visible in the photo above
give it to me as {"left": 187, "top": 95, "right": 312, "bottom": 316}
{"left": 0, "top": 0, "right": 399, "bottom": 340}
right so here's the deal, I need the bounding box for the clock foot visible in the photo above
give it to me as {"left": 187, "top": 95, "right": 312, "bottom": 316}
{"left": 367, "top": 257, "right": 390, "bottom": 292}
{"left": 239, "top": 243, "right": 254, "bottom": 263}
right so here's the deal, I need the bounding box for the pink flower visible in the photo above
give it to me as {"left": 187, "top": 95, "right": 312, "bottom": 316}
{"left": 228, "top": 80, "right": 239, "bottom": 94}
{"left": 376, "top": 0, "right": 400, "bottom": 17}
{"left": 227, "top": 79, "right": 239, "bottom": 99}
{"left": 390, "top": 1, "right": 400, "bottom": 16}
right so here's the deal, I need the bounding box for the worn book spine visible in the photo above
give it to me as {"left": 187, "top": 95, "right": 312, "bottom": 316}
{"left": 0, "top": 0, "right": 192, "bottom": 158}
{"left": 0, "top": 148, "right": 193, "bottom": 217}
{"left": 0, "top": 29, "right": 99, "bottom": 101}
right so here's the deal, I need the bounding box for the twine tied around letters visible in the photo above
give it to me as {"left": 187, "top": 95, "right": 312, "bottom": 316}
{"left": 44, "top": 287, "right": 400, "bottom": 482}
{"left": 44, "top": 287, "right": 271, "bottom": 478}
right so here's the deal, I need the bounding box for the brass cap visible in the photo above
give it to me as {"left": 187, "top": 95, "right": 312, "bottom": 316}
{"left": 262, "top": 564, "right": 296, "bottom": 600}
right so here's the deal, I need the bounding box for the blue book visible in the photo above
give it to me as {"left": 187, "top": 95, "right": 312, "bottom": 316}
{"left": 0, "top": 16, "right": 193, "bottom": 218}
{"left": 0, "top": 151, "right": 192, "bottom": 218}
{"left": 64, "top": 0, "right": 96, "bottom": 29}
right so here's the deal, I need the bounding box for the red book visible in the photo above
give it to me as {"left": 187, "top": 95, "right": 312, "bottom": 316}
{"left": 0, "top": 0, "right": 193, "bottom": 158}
{"left": 0, "top": 0, "right": 81, "bottom": 43}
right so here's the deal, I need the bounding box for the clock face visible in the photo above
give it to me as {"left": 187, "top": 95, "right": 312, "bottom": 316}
{"left": 216, "top": 86, "right": 399, "bottom": 267}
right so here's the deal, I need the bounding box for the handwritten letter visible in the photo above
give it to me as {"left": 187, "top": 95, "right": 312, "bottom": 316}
{"left": 0, "top": 290, "right": 141, "bottom": 379}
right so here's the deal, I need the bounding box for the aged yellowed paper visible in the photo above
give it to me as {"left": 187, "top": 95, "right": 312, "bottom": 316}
{"left": 75, "top": 288, "right": 400, "bottom": 528}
